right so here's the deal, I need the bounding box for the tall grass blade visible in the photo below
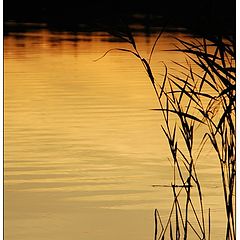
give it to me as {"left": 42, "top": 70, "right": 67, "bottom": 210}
{"left": 94, "top": 48, "right": 140, "bottom": 62}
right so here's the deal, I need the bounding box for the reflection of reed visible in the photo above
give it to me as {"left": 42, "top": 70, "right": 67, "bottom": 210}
{"left": 102, "top": 26, "right": 235, "bottom": 239}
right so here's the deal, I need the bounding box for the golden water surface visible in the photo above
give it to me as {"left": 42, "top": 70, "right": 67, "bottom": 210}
{"left": 4, "top": 29, "right": 226, "bottom": 240}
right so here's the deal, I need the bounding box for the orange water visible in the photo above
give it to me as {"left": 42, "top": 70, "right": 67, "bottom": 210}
{"left": 4, "top": 29, "right": 226, "bottom": 240}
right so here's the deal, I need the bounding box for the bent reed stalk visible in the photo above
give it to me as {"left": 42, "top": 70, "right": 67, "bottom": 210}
{"left": 99, "top": 26, "right": 235, "bottom": 239}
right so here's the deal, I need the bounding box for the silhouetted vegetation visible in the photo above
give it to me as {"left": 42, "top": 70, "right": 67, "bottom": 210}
{"left": 99, "top": 22, "right": 235, "bottom": 238}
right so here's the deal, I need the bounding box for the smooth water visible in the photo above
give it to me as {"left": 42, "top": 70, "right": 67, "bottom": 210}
{"left": 4, "top": 28, "right": 226, "bottom": 239}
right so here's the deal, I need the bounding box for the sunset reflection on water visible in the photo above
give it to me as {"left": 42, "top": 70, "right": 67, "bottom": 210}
{"left": 4, "top": 29, "right": 225, "bottom": 240}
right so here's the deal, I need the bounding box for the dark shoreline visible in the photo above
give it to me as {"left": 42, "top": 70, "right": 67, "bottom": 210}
{"left": 4, "top": 0, "right": 236, "bottom": 37}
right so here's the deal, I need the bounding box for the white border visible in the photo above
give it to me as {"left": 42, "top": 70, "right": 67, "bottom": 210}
{"left": 1, "top": 0, "right": 3, "bottom": 239}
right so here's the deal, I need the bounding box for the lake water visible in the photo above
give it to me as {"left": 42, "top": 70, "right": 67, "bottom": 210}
{"left": 4, "top": 27, "right": 226, "bottom": 239}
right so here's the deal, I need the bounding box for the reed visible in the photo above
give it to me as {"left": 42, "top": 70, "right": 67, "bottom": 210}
{"left": 98, "top": 27, "right": 235, "bottom": 239}
{"left": 167, "top": 36, "right": 236, "bottom": 239}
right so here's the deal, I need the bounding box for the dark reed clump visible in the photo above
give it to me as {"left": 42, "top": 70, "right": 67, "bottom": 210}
{"left": 169, "top": 36, "right": 236, "bottom": 239}
{"left": 99, "top": 26, "right": 235, "bottom": 239}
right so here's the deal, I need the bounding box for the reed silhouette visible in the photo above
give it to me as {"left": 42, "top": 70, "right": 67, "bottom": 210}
{"left": 98, "top": 23, "right": 235, "bottom": 239}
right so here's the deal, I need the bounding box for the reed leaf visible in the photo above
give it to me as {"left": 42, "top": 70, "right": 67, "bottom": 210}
{"left": 94, "top": 48, "right": 140, "bottom": 62}
{"left": 152, "top": 108, "right": 205, "bottom": 124}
